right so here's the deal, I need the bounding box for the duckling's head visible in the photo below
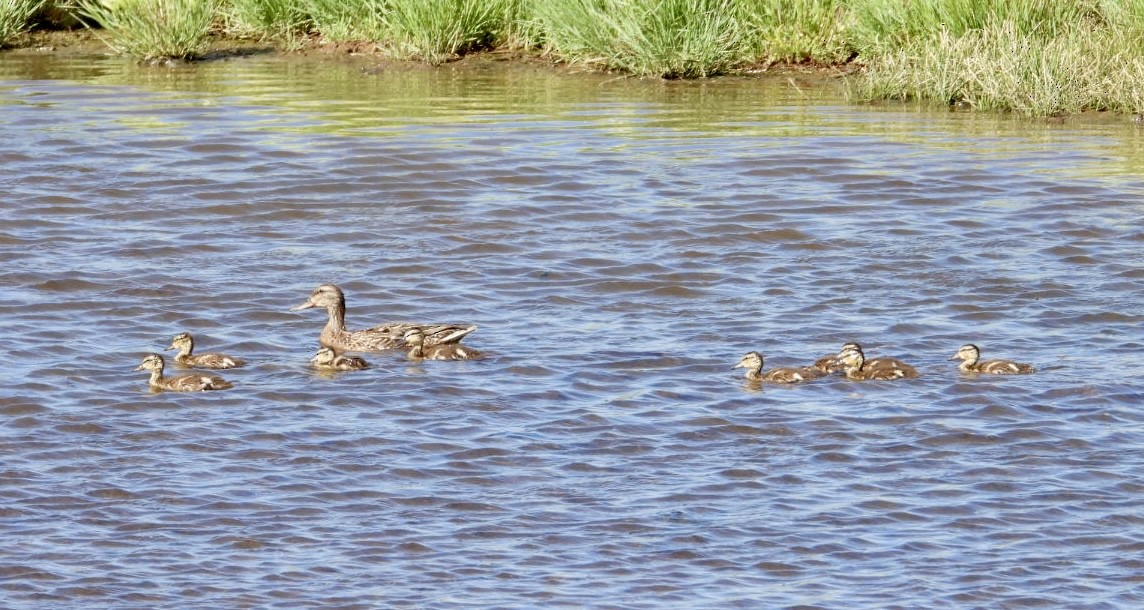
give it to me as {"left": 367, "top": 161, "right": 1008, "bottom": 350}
{"left": 734, "top": 351, "right": 764, "bottom": 371}
{"left": 166, "top": 332, "right": 193, "bottom": 351}
{"left": 310, "top": 346, "right": 337, "bottom": 366}
{"left": 949, "top": 344, "right": 980, "bottom": 363}
{"left": 839, "top": 341, "right": 862, "bottom": 355}
{"left": 403, "top": 328, "right": 425, "bottom": 347}
{"left": 837, "top": 347, "right": 865, "bottom": 370}
{"left": 291, "top": 284, "right": 344, "bottom": 311}
{"left": 135, "top": 353, "right": 165, "bottom": 372}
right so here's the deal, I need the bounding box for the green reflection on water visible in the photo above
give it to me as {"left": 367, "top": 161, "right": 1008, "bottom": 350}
{"left": 3, "top": 50, "right": 1144, "bottom": 179}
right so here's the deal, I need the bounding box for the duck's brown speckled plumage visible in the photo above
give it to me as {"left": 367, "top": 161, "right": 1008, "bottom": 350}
{"left": 310, "top": 346, "right": 370, "bottom": 371}
{"left": 166, "top": 332, "right": 245, "bottom": 369}
{"left": 950, "top": 344, "right": 1034, "bottom": 374}
{"left": 734, "top": 351, "right": 825, "bottom": 384}
{"left": 404, "top": 328, "right": 484, "bottom": 361}
{"left": 837, "top": 347, "right": 918, "bottom": 381}
{"left": 291, "top": 284, "right": 477, "bottom": 352}
{"left": 135, "top": 353, "right": 232, "bottom": 392}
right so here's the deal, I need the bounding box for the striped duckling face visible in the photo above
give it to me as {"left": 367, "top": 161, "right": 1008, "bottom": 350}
{"left": 949, "top": 343, "right": 1034, "bottom": 374}
{"left": 404, "top": 328, "right": 424, "bottom": 344}
{"left": 837, "top": 346, "right": 864, "bottom": 370}
{"left": 734, "top": 351, "right": 765, "bottom": 377}
{"left": 950, "top": 344, "right": 982, "bottom": 367}
{"left": 310, "top": 346, "right": 339, "bottom": 367}
{"left": 135, "top": 353, "right": 166, "bottom": 373}
{"left": 167, "top": 332, "right": 193, "bottom": 353}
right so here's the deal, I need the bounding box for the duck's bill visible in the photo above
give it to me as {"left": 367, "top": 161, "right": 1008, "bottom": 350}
{"left": 290, "top": 300, "right": 316, "bottom": 311}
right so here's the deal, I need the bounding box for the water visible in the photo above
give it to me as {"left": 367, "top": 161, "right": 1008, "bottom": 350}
{"left": 2, "top": 51, "right": 1143, "bottom": 608}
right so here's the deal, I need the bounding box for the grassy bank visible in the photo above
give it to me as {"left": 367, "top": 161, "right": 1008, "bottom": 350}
{"left": 9, "top": 1, "right": 1144, "bottom": 116}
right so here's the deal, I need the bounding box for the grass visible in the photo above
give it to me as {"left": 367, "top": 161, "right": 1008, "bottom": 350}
{"left": 0, "top": 0, "right": 43, "bottom": 48}
{"left": 533, "top": 0, "right": 750, "bottom": 78}
{"left": 223, "top": 0, "right": 310, "bottom": 45}
{"left": 78, "top": 0, "right": 216, "bottom": 60}
{"left": 379, "top": 0, "right": 512, "bottom": 64}
{"left": 738, "top": 0, "right": 850, "bottom": 65}
{"left": 15, "top": 0, "right": 1144, "bottom": 115}
{"left": 855, "top": 20, "right": 1144, "bottom": 115}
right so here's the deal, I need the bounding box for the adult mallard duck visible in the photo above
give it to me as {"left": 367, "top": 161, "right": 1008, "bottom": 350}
{"left": 310, "top": 346, "right": 369, "bottom": 371}
{"left": 949, "top": 344, "right": 1034, "bottom": 374}
{"left": 404, "top": 328, "right": 484, "bottom": 361}
{"left": 166, "top": 332, "right": 245, "bottom": 369}
{"left": 815, "top": 342, "right": 918, "bottom": 377}
{"left": 290, "top": 284, "right": 477, "bottom": 352}
{"left": 837, "top": 346, "right": 917, "bottom": 381}
{"left": 734, "top": 351, "right": 825, "bottom": 384}
{"left": 135, "top": 353, "right": 232, "bottom": 392}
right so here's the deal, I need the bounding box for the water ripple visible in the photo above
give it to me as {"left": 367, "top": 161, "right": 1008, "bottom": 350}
{"left": 0, "top": 53, "right": 1143, "bottom": 609}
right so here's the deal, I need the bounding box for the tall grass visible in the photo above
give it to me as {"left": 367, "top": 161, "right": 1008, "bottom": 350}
{"left": 301, "top": 0, "right": 384, "bottom": 42}
{"left": 224, "top": 0, "right": 310, "bottom": 44}
{"left": 846, "top": 0, "right": 1101, "bottom": 57}
{"left": 855, "top": 20, "right": 1144, "bottom": 115}
{"left": 738, "top": 0, "right": 850, "bottom": 64}
{"left": 78, "top": 0, "right": 216, "bottom": 60}
{"left": 0, "top": 0, "right": 43, "bottom": 48}
{"left": 380, "top": 0, "right": 512, "bottom": 63}
{"left": 534, "top": 0, "right": 749, "bottom": 78}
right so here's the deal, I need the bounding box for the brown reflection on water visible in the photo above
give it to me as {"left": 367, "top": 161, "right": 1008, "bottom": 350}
{"left": 1, "top": 51, "right": 1143, "bottom": 608}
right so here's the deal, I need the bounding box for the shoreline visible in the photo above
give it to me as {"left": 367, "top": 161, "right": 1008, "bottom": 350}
{"left": 5, "top": 27, "right": 860, "bottom": 78}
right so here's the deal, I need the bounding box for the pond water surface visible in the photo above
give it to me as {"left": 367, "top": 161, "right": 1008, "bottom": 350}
{"left": 1, "top": 50, "right": 1143, "bottom": 609}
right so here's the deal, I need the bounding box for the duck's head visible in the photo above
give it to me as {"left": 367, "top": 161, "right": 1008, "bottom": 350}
{"left": 949, "top": 344, "right": 980, "bottom": 363}
{"left": 310, "top": 346, "right": 337, "bottom": 366}
{"left": 839, "top": 341, "right": 862, "bottom": 355}
{"left": 734, "top": 351, "right": 764, "bottom": 371}
{"left": 135, "top": 353, "right": 165, "bottom": 372}
{"left": 166, "top": 332, "right": 193, "bottom": 351}
{"left": 291, "top": 284, "right": 344, "bottom": 311}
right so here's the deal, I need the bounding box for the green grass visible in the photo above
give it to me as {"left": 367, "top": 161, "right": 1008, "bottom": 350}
{"left": 738, "top": 0, "right": 850, "bottom": 65}
{"left": 223, "top": 0, "right": 310, "bottom": 45}
{"left": 533, "top": 0, "right": 750, "bottom": 78}
{"left": 379, "top": 0, "right": 512, "bottom": 63}
{"left": 0, "top": 0, "right": 44, "bottom": 48}
{"left": 17, "top": 0, "right": 1144, "bottom": 115}
{"left": 78, "top": 0, "right": 216, "bottom": 60}
{"left": 855, "top": 19, "right": 1144, "bottom": 115}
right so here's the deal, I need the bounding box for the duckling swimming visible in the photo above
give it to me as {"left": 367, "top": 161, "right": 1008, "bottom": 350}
{"left": 404, "top": 328, "right": 484, "bottom": 361}
{"left": 310, "top": 346, "right": 370, "bottom": 371}
{"left": 813, "top": 342, "right": 917, "bottom": 376}
{"left": 166, "top": 332, "right": 245, "bottom": 369}
{"left": 291, "top": 284, "right": 477, "bottom": 352}
{"left": 836, "top": 347, "right": 916, "bottom": 381}
{"left": 135, "top": 353, "right": 232, "bottom": 392}
{"left": 949, "top": 344, "right": 1034, "bottom": 374}
{"left": 734, "top": 351, "right": 825, "bottom": 384}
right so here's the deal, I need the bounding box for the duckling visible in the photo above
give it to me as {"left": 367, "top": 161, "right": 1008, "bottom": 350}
{"left": 404, "top": 328, "right": 484, "bottom": 361}
{"left": 135, "top": 353, "right": 232, "bottom": 392}
{"left": 815, "top": 342, "right": 918, "bottom": 377}
{"left": 166, "top": 332, "right": 245, "bottom": 369}
{"left": 290, "top": 284, "right": 477, "bottom": 352}
{"left": 310, "top": 346, "right": 370, "bottom": 371}
{"left": 734, "top": 351, "right": 825, "bottom": 384}
{"left": 837, "top": 347, "right": 916, "bottom": 381}
{"left": 812, "top": 341, "right": 862, "bottom": 373}
{"left": 949, "top": 344, "right": 1034, "bottom": 374}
